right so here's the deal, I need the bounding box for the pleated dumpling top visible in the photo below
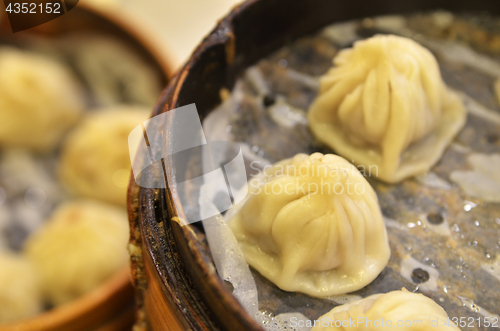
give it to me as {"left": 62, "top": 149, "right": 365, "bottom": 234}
{"left": 308, "top": 35, "right": 466, "bottom": 183}
{"left": 311, "top": 289, "right": 460, "bottom": 330}
{"left": 228, "top": 153, "right": 390, "bottom": 297}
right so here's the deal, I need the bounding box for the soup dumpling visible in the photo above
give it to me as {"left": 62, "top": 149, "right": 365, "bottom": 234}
{"left": 25, "top": 200, "right": 129, "bottom": 306}
{"left": 308, "top": 35, "right": 466, "bottom": 183}
{"left": 228, "top": 153, "right": 390, "bottom": 297}
{"left": 59, "top": 106, "right": 149, "bottom": 205}
{"left": 311, "top": 288, "right": 460, "bottom": 330}
{"left": 0, "top": 47, "right": 84, "bottom": 152}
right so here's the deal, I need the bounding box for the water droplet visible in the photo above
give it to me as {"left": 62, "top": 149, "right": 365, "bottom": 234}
{"left": 459, "top": 297, "right": 482, "bottom": 313}
{"left": 463, "top": 200, "right": 478, "bottom": 211}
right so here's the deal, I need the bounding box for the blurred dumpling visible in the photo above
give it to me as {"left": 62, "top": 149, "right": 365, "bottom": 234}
{"left": 308, "top": 35, "right": 466, "bottom": 183}
{"left": 24, "top": 200, "right": 129, "bottom": 306}
{"left": 59, "top": 106, "right": 149, "bottom": 205}
{"left": 228, "top": 153, "right": 390, "bottom": 297}
{"left": 311, "top": 289, "right": 460, "bottom": 330}
{"left": 0, "top": 47, "right": 85, "bottom": 152}
{"left": 0, "top": 251, "right": 42, "bottom": 324}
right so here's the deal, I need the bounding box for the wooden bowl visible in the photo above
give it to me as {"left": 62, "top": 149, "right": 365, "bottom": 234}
{"left": 1, "top": 268, "right": 133, "bottom": 331}
{"left": 128, "top": 0, "right": 500, "bottom": 330}
{"left": 0, "top": 3, "right": 172, "bottom": 331}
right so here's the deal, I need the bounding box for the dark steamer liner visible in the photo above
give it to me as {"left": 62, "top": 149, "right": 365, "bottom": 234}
{"left": 127, "top": 1, "right": 500, "bottom": 330}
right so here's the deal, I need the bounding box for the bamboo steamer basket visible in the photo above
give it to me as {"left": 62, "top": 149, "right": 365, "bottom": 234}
{"left": 0, "top": 2, "right": 172, "bottom": 330}
{"left": 127, "top": 0, "right": 500, "bottom": 330}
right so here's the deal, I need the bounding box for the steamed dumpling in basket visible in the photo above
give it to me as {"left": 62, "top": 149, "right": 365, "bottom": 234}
{"left": 59, "top": 107, "right": 149, "bottom": 205}
{"left": 228, "top": 153, "right": 390, "bottom": 297}
{"left": 0, "top": 47, "right": 84, "bottom": 152}
{"left": 308, "top": 35, "right": 466, "bottom": 183}
{"left": 25, "top": 200, "right": 129, "bottom": 306}
{"left": 311, "top": 288, "right": 460, "bottom": 330}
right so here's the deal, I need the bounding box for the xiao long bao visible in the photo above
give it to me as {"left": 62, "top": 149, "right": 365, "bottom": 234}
{"left": 311, "top": 289, "right": 460, "bottom": 330}
{"left": 308, "top": 35, "right": 466, "bottom": 183}
{"left": 228, "top": 153, "right": 390, "bottom": 297}
{"left": 24, "top": 200, "right": 129, "bottom": 306}
{"left": 0, "top": 47, "right": 84, "bottom": 152}
{"left": 59, "top": 106, "right": 150, "bottom": 205}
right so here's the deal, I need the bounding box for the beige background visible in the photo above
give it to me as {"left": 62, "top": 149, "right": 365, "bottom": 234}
{"left": 84, "top": 0, "right": 243, "bottom": 70}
